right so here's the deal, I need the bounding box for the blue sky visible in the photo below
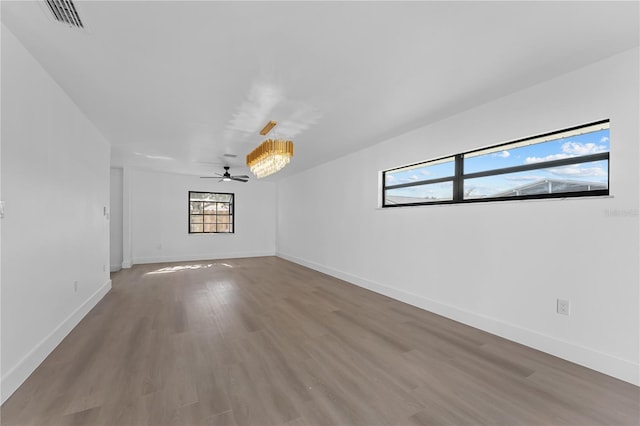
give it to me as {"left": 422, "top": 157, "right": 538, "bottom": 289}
{"left": 386, "top": 128, "right": 609, "bottom": 200}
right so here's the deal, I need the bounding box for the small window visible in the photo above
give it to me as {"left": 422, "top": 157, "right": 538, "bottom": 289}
{"left": 382, "top": 120, "right": 610, "bottom": 207}
{"left": 189, "top": 192, "right": 234, "bottom": 233}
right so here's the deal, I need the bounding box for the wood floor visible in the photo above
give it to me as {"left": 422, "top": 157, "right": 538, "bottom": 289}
{"left": 2, "top": 257, "right": 638, "bottom": 426}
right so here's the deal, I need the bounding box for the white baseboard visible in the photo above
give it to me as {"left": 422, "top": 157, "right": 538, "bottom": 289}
{"left": 276, "top": 252, "right": 639, "bottom": 387}
{"left": 110, "top": 264, "right": 122, "bottom": 272}
{"left": 132, "top": 251, "right": 276, "bottom": 265}
{"left": 122, "top": 260, "right": 132, "bottom": 269}
{"left": 0, "top": 279, "right": 112, "bottom": 404}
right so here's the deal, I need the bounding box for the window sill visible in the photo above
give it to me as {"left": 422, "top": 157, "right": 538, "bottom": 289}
{"left": 376, "top": 194, "right": 615, "bottom": 210}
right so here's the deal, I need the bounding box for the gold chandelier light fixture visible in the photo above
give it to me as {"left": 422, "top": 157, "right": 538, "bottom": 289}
{"left": 246, "top": 121, "right": 294, "bottom": 179}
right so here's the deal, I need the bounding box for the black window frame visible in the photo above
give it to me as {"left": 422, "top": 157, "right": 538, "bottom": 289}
{"left": 382, "top": 119, "right": 610, "bottom": 207}
{"left": 188, "top": 191, "right": 235, "bottom": 234}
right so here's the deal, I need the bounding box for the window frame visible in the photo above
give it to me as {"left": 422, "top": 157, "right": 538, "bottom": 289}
{"left": 188, "top": 191, "right": 235, "bottom": 234}
{"left": 382, "top": 119, "right": 610, "bottom": 207}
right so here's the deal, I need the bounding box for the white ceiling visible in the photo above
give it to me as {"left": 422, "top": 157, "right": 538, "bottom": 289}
{"left": 2, "top": 1, "right": 638, "bottom": 180}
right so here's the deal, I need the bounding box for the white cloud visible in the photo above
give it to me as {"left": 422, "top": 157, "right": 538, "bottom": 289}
{"left": 600, "top": 136, "right": 609, "bottom": 143}
{"left": 549, "top": 165, "right": 607, "bottom": 177}
{"left": 525, "top": 153, "right": 570, "bottom": 164}
{"left": 525, "top": 141, "right": 607, "bottom": 164}
{"left": 493, "top": 150, "right": 510, "bottom": 158}
{"left": 387, "top": 173, "right": 420, "bottom": 184}
{"left": 562, "top": 141, "right": 606, "bottom": 155}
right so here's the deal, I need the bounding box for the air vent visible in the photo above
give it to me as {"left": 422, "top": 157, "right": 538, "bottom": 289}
{"left": 44, "top": 0, "right": 83, "bottom": 29}
{"left": 223, "top": 154, "right": 238, "bottom": 158}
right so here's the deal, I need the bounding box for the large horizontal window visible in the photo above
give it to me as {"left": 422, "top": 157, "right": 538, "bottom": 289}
{"left": 382, "top": 120, "right": 609, "bottom": 207}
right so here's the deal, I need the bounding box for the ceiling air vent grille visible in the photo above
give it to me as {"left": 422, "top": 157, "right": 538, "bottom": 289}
{"left": 44, "top": 0, "right": 84, "bottom": 29}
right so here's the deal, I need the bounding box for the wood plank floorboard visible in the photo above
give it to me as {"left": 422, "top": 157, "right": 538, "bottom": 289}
{"left": 2, "top": 256, "right": 638, "bottom": 425}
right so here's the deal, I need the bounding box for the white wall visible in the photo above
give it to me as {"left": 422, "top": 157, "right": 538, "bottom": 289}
{"left": 277, "top": 48, "right": 640, "bottom": 385}
{"left": 109, "top": 168, "right": 123, "bottom": 271}
{"left": 0, "top": 25, "right": 112, "bottom": 403}
{"left": 125, "top": 169, "right": 276, "bottom": 265}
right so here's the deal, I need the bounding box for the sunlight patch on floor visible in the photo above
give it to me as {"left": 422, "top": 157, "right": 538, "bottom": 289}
{"left": 145, "top": 262, "right": 233, "bottom": 275}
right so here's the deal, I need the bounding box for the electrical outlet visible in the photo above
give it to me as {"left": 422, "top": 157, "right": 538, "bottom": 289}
{"left": 557, "top": 299, "right": 570, "bottom": 315}
{"left": 74, "top": 281, "right": 78, "bottom": 293}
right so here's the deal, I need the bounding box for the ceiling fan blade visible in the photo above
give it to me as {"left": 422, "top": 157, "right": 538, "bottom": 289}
{"left": 200, "top": 176, "right": 218, "bottom": 178}
{"left": 233, "top": 175, "right": 250, "bottom": 179}
{"left": 231, "top": 177, "right": 249, "bottom": 182}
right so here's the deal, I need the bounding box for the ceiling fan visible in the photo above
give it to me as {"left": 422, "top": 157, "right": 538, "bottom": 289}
{"left": 200, "top": 166, "right": 249, "bottom": 183}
